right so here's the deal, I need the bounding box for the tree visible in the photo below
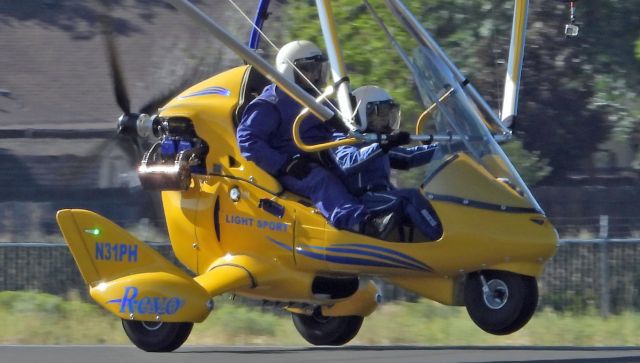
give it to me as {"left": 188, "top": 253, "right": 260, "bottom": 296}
{"left": 283, "top": 1, "right": 550, "bottom": 183}
{"left": 582, "top": 1, "right": 640, "bottom": 169}
{"left": 283, "top": 1, "right": 640, "bottom": 184}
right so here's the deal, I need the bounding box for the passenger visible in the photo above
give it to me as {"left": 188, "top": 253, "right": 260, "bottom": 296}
{"left": 331, "top": 85, "right": 442, "bottom": 240}
{"left": 237, "top": 41, "right": 395, "bottom": 236}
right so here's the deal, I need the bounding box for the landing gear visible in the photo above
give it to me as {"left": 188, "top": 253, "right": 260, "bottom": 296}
{"left": 121, "top": 320, "right": 193, "bottom": 352}
{"left": 292, "top": 310, "right": 363, "bottom": 346}
{"left": 464, "top": 270, "right": 538, "bottom": 335}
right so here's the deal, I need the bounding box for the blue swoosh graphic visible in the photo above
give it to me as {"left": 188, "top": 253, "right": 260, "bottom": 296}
{"left": 305, "top": 245, "right": 430, "bottom": 272}
{"left": 333, "top": 243, "right": 432, "bottom": 271}
{"left": 266, "top": 236, "right": 292, "bottom": 251}
{"left": 295, "top": 247, "right": 421, "bottom": 271}
{"left": 266, "top": 237, "right": 428, "bottom": 271}
{"left": 179, "top": 86, "right": 231, "bottom": 99}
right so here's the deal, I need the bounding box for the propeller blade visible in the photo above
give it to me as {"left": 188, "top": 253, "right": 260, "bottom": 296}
{"left": 77, "top": 136, "right": 138, "bottom": 180}
{"left": 99, "top": 10, "right": 131, "bottom": 115}
{"left": 138, "top": 66, "right": 208, "bottom": 116}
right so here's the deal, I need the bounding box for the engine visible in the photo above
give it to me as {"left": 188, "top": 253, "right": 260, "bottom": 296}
{"left": 138, "top": 116, "right": 208, "bottom": 191}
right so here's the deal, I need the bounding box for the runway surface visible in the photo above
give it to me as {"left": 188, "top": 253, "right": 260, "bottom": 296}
{"left": 2, "top": 345, "right": 640, "bottom": 363}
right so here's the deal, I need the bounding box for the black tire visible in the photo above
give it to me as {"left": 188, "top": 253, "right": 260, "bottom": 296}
{"left": 292, "top": 311, "right": 363, "bottom": 346}
{"left": 464, "top": 270, "right": 538, "bottom": 335}
{"left": 121, "top": 320, "right": 193, "bottom": 352}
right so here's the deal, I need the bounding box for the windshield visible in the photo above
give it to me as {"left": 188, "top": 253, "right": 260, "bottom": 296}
{"left": 382, "top": 4, "right": 543, "bottom": 213}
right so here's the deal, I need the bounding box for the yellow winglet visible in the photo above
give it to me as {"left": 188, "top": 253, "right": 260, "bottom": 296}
{"left": 56, "top": 209, "right": 189, "bottom": 284}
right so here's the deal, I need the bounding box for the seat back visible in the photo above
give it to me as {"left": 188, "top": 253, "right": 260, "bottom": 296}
{"left": 233, "top": 66, "right": 271, "bottom": 128}
{"left": 230, "top": 66, "right": 284, "bottom": 195}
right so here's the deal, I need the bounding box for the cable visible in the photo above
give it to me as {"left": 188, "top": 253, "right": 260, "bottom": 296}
{"left": 226, "top": 0, "right": 343, "bottom": 117}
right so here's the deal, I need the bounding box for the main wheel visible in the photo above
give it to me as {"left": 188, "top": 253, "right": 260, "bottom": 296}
{"left": 464, "top": 270, "right": 538, "bottom": 335}
{"left": 121, "top": 320, "right": 193, "bottom": 352}
{"left": 292, "top": 311, "right": 363, "bottom": 346}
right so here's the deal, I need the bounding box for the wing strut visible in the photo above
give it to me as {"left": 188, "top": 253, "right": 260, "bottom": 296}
{"left": 501, "top": 0, "right": 529, "bottom": 128}
{"left": 166, "top": 0, "right": 334, "bottom": 122}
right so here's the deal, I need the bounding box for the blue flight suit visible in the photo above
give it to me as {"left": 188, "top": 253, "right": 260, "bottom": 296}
{"left": 331, "top": 136, "right": 442, "bottom": 240}
{"left": 237, "top": 84, "right": 367, "bottom": 230}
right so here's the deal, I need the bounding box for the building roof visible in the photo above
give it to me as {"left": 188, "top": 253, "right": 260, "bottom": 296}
{"left": 0, "top": 0, "right": 259, "bottom": 129}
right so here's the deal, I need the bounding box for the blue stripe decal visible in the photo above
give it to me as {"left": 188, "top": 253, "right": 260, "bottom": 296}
{"left": 332, "top": 243, "right": 431, "bottom": 270}
{"left": 179, "top": 86, "right": 231, "bottom": 99}
{"left": 265, "top": 237, "right": 431, "bottom": 272}
{"left": 305, "top": 245, "right": 430, "bottom": 272}
{"left": 296, "top": 248, "right": 420, "bottom": 271}
{"left": 266, "top": 236, "right": 292, "bottom": 251}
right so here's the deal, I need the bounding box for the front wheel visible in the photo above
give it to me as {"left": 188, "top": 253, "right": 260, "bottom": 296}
{"left": 121, "top": 320, "right": 193, "bottom": 352}
{"left": 292, "top": 311, "right": 363, "bottom": 346}
{"left": 464, "top": 270, "right": 538, "bottom": 335}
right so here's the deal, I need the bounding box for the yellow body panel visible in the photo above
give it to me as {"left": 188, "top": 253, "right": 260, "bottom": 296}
{"left": 196, "top": 254, "right": 316, "bottom": 302}
{"left": 161, "top": 189, "right": 200, "bottom": 272}
{"left": 320, "top": 280, "right": 379, "bottom": 317}
{"left": 388, "top": 275, "right": 462, "bottom": 306}
{"left": 481, "top": 153, "right": 515, "bottom": 181}
{"left": 425, "top": 153, "right": 529, "bottom": 208}
{"left": 90, "top": 272, "right": 211, "bottom": 323}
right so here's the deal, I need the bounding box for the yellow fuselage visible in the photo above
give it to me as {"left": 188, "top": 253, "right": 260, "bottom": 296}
{"left": 159, "top": 65, "right": 557, "bottom": 306}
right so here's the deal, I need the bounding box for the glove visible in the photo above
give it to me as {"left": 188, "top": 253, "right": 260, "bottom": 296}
{"left": 420, "top": 134, "right": 434, "bottom": 145}
{"left": 380, "top": 131, "right": 411, "bottom": 153}
{"left": 282, "top": 155, "right": 312, "bottom": 180}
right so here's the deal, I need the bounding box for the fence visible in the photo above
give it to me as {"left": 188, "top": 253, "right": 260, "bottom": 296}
{"left": 1, "top": 238, "right": 638, "bottom": 316}
{"left": 0, "top": 243, "right": 179, "bottom": 300}
{"left": 541, "top": 239, "right": 640, "bottom": 315}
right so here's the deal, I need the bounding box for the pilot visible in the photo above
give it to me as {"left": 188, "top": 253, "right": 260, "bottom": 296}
{"left": 237, "top": 41, "right": 395, "bottom": 236}
{"left": 330, "top": 85, "right": 442, "bottom": 240}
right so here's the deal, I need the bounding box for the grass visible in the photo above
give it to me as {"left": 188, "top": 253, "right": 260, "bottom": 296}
{"left": 0, "top": 291, "right": 639, "bottom": 346}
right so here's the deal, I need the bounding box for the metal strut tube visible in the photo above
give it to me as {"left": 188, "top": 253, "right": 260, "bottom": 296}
{"left": 166, "top": 0, "right": 334, "bottom": 122}
{"left": 316, "top": 0, "right": 357, "bottom": 131}
{"left": 385, "top": 0, "right": 511, "bottom": 136}
{"left": 248, "top": 0, "right": 271, "bottom": 50}
{"left": 501, "top": 0, "right": 529, "bottom": 126}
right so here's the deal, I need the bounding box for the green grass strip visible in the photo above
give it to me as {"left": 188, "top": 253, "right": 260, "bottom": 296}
{"left": 0, "top": 291, "right": 638, "bottom": 346}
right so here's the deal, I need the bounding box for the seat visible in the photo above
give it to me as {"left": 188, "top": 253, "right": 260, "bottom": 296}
{"left": 233, "top": 66, "right": 271, "bottom": 128}
{"left": 230, "top": 66, "right": 284, "bottom": 195}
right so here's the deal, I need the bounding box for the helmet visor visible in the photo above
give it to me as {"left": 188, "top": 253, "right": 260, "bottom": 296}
{"left": 293, "top": 55, "right": 328, "bottom": 92}
{"left": 366, "top": 100, "right": 401, "bottom": 133}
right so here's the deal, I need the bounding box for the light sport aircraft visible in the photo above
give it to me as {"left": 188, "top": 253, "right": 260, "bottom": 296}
{"left": 56, "top": 0, "right": 560, "bottom": 352}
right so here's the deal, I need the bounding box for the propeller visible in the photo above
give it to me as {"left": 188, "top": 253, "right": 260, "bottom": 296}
{"left": 98, "top": 9, "right": 145, "bottom": 140}
{"left": 102, "top": 14, "right": 131, "bottom": 116}
{"left": 98, "top": 4, "right": 209, "bottom": 148}
{"left": 97, "top": 1, "right": 214, "bottom": 193}
{"left": 94, "top": 2, "right": 199, "bottom": 217}
{"left": 138, "top": 66, "right": 206, "bottom": 116}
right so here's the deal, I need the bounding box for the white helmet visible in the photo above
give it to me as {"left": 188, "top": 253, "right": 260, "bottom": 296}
{"left": 353, "top": 85, "right": 401, "bottom": 132}
{"left": 276, "top": 40, "right": 328, "bottom": 93}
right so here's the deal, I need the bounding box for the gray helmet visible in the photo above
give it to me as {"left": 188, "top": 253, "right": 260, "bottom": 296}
{"left": 353, "top": 85, "right": 401, "bottom": 133}
{"left": 276, "top": 40, "right": 328, "bottom": 93}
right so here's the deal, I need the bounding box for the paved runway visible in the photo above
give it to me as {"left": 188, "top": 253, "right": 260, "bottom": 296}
{"left": 2, "top": 345, "right": 640, "bottom": 363}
